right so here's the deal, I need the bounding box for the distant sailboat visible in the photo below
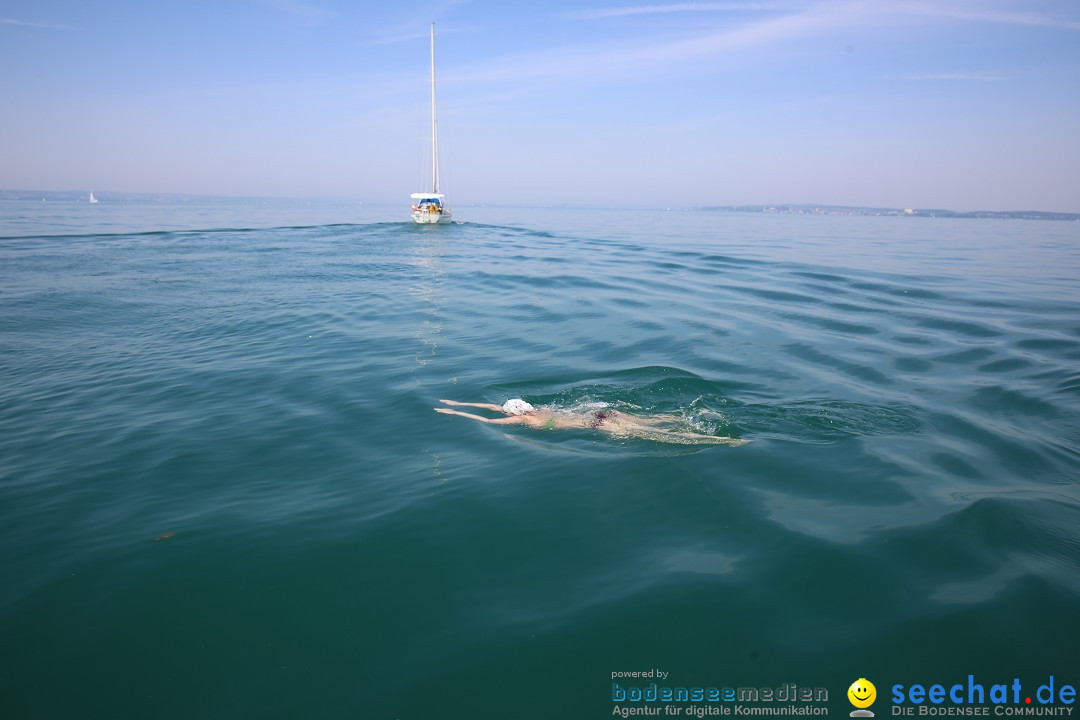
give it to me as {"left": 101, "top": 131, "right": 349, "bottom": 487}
{"left": 89, "top": 191, "right": 98, "bottom": 204}
{"left": 410, "top": 23, "right": 451, "bottom": 224}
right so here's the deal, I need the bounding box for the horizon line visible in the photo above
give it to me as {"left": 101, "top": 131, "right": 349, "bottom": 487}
{"left": 3, "top": 189, "right": 1079, "bottom": 217}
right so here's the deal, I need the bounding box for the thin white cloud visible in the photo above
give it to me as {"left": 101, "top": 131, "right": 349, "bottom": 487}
{"left": 886, "top": 72, "right": 1003, "bottom": 81}
{"left": 452, "top": 1, "right": 1079, "bottom": 88}
{"left": 567, "top": 0, "right": 1080, "bottom": 30}
{"left": 365, "top": 24, "right": 482, "bottom": 47}
{"left": 901, "top": 3, "right": 1080, "bottom": 31}
{"left": 0, "top": 17, "right": 78, "bottom": 30}
{"left": 565, "top": 2, "right": 804, "bottom": 20}
{"left": 451, "top": 3, "right": 853, "bottom": 85}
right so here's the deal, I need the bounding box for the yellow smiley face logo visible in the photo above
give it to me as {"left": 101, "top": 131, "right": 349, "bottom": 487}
{"left": 848, "top": 679, "right": 876, "bottom": 709}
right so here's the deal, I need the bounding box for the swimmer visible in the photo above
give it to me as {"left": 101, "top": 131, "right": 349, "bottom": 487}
{"left": 435, "top": 399, "right": 746, "bottom": 445}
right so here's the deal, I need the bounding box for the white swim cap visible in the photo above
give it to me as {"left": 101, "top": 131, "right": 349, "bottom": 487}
{"left": 502, "top": 399, "right": 536, "bottom": 415}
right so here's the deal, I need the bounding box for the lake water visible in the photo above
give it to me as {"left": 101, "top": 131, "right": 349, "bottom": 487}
{"left": 2, "top": 198, "right": 1078, "bottom": 718}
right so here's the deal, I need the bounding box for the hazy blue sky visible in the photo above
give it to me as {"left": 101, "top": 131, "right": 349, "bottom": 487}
{"left": 2, "top": 1, "right": 1079, "bottom": 210}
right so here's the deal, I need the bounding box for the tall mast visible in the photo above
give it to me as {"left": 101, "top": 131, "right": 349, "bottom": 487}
{"left": 430, "top": 23, "right": 440, "bottom": 195}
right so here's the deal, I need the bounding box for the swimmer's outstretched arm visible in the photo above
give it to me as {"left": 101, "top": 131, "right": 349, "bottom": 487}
{"left": 434, "top": 408, "right": 526, "bottom": 424}
{"left": 438, "top": 400, "right": 508, "bottom": 413}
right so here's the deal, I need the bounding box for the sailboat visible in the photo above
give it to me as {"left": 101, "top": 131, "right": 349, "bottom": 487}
{"left": 89, "top": 191, "right": 98, "bottom": 204}
{"left": 411, "top": 23, "right": 451, "bottom": 224}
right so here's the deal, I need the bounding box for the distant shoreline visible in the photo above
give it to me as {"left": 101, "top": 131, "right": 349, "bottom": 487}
{"left": 699, "top": 204, "right": 1080, "bottom": 221}
{"left": 3, "top": 190, "right": 1078, "bottom": 221}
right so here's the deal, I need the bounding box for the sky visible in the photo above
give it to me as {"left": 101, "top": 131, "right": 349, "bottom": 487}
{"left": 2, "top": 0, "right": 1079, "bottom": 211}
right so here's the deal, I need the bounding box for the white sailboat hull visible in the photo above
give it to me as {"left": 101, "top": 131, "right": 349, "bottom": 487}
{"left": 412, "top": 209, "right": 451, "bottom": 224}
